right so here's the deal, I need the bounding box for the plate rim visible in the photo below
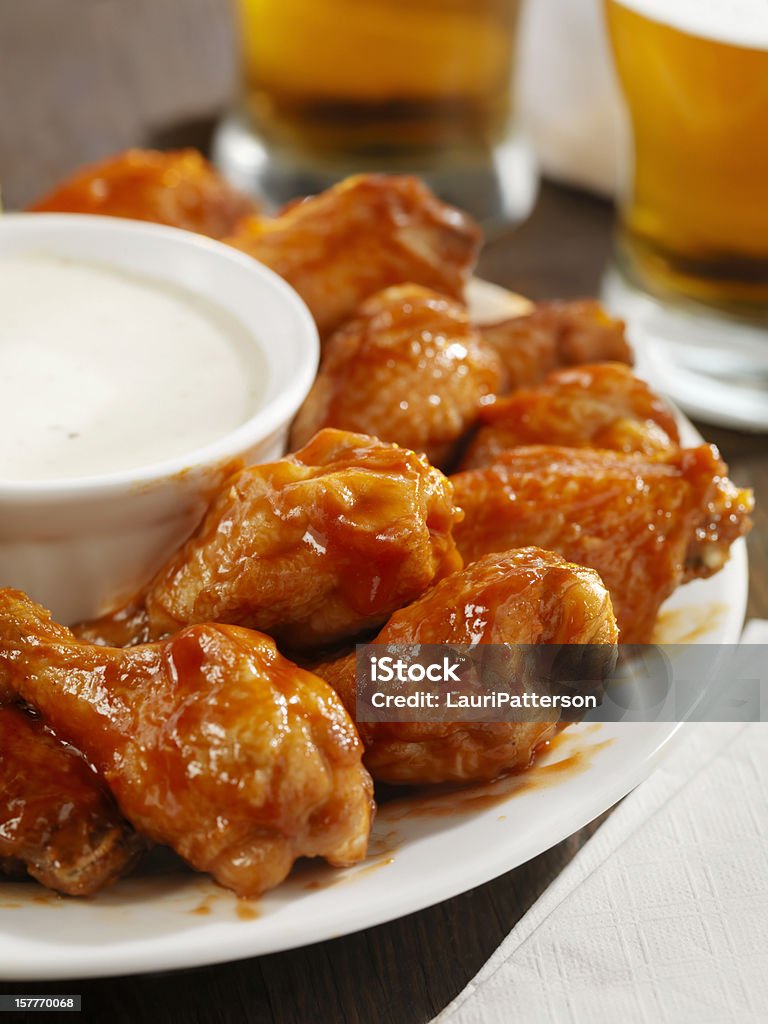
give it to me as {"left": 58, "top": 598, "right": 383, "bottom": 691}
{"left": 0, "top": 282, "right": 750, "bottom": 980}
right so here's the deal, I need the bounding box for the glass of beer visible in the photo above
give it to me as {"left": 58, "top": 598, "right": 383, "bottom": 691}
{"left": 602, "top": 0, "right": 768, "bottom": 429}
{"left": 214, "top": 0, "right": 532, "bottom": 225}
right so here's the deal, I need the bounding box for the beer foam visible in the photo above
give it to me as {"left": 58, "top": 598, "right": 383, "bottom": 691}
{"left": 613, "top": 0, "right": 768, "bottom": 49}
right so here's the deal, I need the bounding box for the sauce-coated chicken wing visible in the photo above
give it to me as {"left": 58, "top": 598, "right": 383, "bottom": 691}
{"left": 0, "top": 705, "right": 143, "bottom": 896}
{"left": 0, "top": 592, "right": 374, "bottom": 898}
{"left": 686, "top": 471, "right": 755, "bottom": 580}
{"left": 452, "top": 446, "right": 753, "bottom": 642}
{"left": 29, "top": 149, "right": 257, "bottom": 238}
{"left": 77, "top": 429, "right": 463, "bottom": 650}
{"left": 481, "top": 300, "right": 633, "bottom": 393}
{"left": 461, "top": 363, "right": 680, "bottom": 469}
{"left": 315, "top": 549, "right": 618, "bottom": 784}
{"left": 227, "top": 175, "right": 481, "bottom": 338}
{"left": 290, "top": 285, "right": 502, "bottom": 467}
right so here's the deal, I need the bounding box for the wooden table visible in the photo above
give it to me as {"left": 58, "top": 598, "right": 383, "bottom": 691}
{"left": 1, "top": 174, "right": 765, "bottom": 1024}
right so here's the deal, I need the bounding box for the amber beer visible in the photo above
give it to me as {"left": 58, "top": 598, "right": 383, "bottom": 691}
{"left": 605, "top": 0, "right": 768, "bottom": 312}
{"left": 236, "top": 0, "right": 520, "bottom": 163}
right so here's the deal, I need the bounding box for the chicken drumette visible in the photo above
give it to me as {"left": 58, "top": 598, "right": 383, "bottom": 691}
{"left": 290, "top": 285, "right": 502, "bottom": 467}
{"left": 77, "top": 429, "right": 462, "bottom": 650}
{"left": 315, "top": 548, "right": 618, "bottom": 785}
{"left": 452, "top": 446, "right": 753, "bottom": 642}
{"left": 29, "top": 149, "right": 257, "bottom": 238}
{"left": 226, "top": 174, "right": 481, "bottom": 338}
{"left": 0, "top": 705, "right": 143, "bottom": 896}
{"left": 0, "top": 592, "right": 374, "bottom": 898}
{"left": 461, "top": 363, "right": 680, "bottom": 469}
{"left": 480, "top": 299, "right": 633, "bottom": 393}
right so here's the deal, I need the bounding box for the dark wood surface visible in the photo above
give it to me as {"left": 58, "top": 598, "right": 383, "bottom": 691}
{"left": 1, "top": 177, "right": 766, "bottom": 1024}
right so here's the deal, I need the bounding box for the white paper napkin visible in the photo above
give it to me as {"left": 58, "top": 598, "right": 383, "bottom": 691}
{"left": 517, "top": 0, "right": 623, "bottom": 197}
{"left": 434, "top": 623, "right": 768, "bottom": 1024}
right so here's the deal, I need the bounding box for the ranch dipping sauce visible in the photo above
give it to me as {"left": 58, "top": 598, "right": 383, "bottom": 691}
{"left": 0, "top": 254, "right": 266, "bottom": 481}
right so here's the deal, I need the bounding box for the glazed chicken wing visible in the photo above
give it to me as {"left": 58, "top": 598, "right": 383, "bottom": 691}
{"left": 461, "top": 363, "right": 680, "bottom": 469}
{"left": 481, "top": 299, "right": 633, "bottom": 393}
{"left": 452, "top": 446, "right": 753, "bottom": 642}
{"left": 0, "top": 705, "right": 143, "bottom": 896}
{"left": 686, "top": 470, "right": 754, "bottom": 579}
{"left": 28, "top": 149, "right": 257, "bottom": 238}
{"left": 290, "top": 285, "right": 502, "bottom": 467}
{"left": 315, "top": 549, "right": 617, "bottom": 784}
{"left": 0, "top": 592, "right": 373, "bottom": 898}
{"left": 227, "top": 174, "right": 481, "bottom": 338}
{"left": 77, "top": 429, "right": 462, "bottom": 650}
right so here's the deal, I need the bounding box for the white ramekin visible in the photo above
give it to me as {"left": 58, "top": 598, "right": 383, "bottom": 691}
{"left": 0, "top": 214, "right": 319, "bottom": 624}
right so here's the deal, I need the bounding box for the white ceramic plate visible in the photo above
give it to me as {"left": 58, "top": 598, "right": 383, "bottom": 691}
{"left": 0, "top": 281, "right": 749, "bottom": 980}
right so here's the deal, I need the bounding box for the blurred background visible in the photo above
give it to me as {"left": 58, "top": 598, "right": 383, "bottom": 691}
{"left": 0, "top": 0, "right": 237, "bottom": 208}
{"left": 1, "top": 0, "right": 766, "bottom": 428}
{"left": 0, "top": 0, "right": 621, "bottom": 212}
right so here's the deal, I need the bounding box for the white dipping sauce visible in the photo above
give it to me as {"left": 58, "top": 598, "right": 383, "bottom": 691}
{"left": 0, "top": 254, "right": 265, "bottom": 481}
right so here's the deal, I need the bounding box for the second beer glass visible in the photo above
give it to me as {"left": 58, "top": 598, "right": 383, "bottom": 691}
{"left": 603, "top": 0, "right": 768, "bottom": 428}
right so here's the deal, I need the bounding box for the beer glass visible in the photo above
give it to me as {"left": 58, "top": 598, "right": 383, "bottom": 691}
{"left": 214, "top": 0, "right": 532, "bottom": 224}
{"left": 602, "top": 0, "right": 768, "bottom": 429}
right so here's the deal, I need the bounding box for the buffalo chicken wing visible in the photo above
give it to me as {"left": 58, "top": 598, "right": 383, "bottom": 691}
{"left": 29, "top": 149, "right": 256, "bottom": 238}
{"left": 0, "top": 705, "right": 143, "bottom": 895}
{"left": 290, "top": 285, "right": 502, "bottom": 467}
{"left": 481, "top": 299, "right": 632, "bottom": 393}
{"left": 227, "top": 174, "right": 481, "bottom": 338}
{"left": 0, "top": 592, "right": 373, "bottom": 898}
{"left": 78, "top": 430, "right": 462, "bottom": 650}
{"left": 315, "top": 548, "right": 618, "bottom": 785}
{"left": 452, "top": 446, "right": 752, "bottom": 642}
{"left": 462, "top": 363, "right": 680, "bottom": 469}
